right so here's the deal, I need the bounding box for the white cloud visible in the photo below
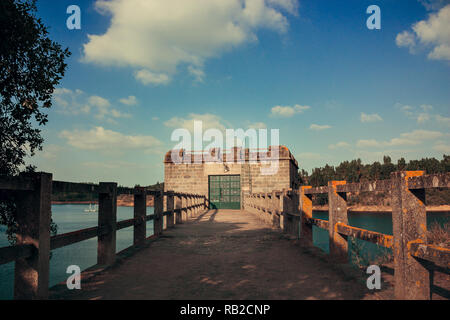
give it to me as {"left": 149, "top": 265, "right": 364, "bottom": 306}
{"left": 119, "top": 96, "right": 138, "bottom": 106}
{"left": 357, "top": 130, "right": 443, "bottom": 148}
{"left": 396, "top": 4, "right": 450, "bottom": 62}
{"left": 360, "top": 112, "right": 383, "bottom": 123}
{"left": 246, "top": 121, "right": 267, "bottom": 129}
{"left": 396, "top": 31, "right": 416, "bottom": 53}
{"left": 397, "top": 103, "right": 414, "bottom": 113}
{"left": 60, "top": 127, "right": 162, "bottom": 150}
{"left": 53, "top": 88, "right": 132, "bottom": 122}
{"left": 328, "top": 141, "right": 351, "bottom": 150}
{"left": 270, "top": 104, "right": 310, "bottom": 117}
{"left": 401, "top": 129, "right": 443, "bottom": 140}
{"left": 37, "top": 144, "right": 62, "bottom": 160}
{"left": 421, "top": 104, "right": 433, "bottom": 111}
{"left": 134, "top": 69, "right": 171, "bottom": 86}
{"left": 164, "top": 113, "right": 228, "bottom": 132}
{"left": 82, "top": 0, "right": 298, "bottom": 84}
{"left": 297, "top": 152, "right": 321, "bottom": 160}
{"left": 188, "top": 65, "right": 206, "bottom": 83}
{"left": 417, "top": 113, "right": 431, "bottom": 123}
{"left": 420, "top": 0, "right": 448, "bottom": 11}
{"left": 433, "top": 142, "right": 450, "bottom": 153}
{"left": 53, "top": 88, "right": 90, "bottom": 115}
{"left": 87, "top": 95, "right": 131, "bottom": 122}
{"left": 309, "top": 124, "right": 331, "bottom": 131}
{"left": 396, "top": 103, "right": 437, "bottom": 123}
{"left": 436, "top": 114, "right": 450, "bottom": 125}
{"left": 82, "top": 161, "right": 151, "bottom": 170}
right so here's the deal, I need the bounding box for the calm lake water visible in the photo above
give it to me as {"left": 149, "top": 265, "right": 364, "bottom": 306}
{"left": 312, "top": 210, "right": 449, "bottom": 266}
{"left": 0, "top": 206, "right": 448, "bottom": 300}
{"left": 0, "top": 204, "right": 154, "bottom": 300}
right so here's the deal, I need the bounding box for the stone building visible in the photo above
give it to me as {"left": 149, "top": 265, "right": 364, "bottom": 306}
{"left": 164, "top": 146, "right": 299, "bottom": 209}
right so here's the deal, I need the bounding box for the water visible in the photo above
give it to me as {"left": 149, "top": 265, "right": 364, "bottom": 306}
{"left": 312, "top": 210, "right": 449, "bottom": 266}
{"left": 1, "top": 207, "right": 448, "bottom": 299}
{"left": 0, "top": 204, "right": 154, "bottom": 300}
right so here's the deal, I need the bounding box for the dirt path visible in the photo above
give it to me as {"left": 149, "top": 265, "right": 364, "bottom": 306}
{"left": 50, "top": 209, "right": 380, "bottom": 300}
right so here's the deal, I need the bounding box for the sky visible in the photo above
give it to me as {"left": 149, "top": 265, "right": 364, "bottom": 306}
{"left": 28, "top": 0, "right": 450, "bottom": 186}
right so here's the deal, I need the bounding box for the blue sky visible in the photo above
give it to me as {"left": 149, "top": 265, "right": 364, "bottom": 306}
{"left": 29, "top": 0, "right": 450, "bottom": 186}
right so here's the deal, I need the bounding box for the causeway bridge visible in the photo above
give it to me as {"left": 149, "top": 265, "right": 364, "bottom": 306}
{"left": 0, "top": 171, "right": 449, "bottom": 300}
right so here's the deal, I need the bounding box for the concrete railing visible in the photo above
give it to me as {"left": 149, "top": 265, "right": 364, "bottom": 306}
{"left": 243, "top": 171, "right": 450, "bottom": 300}
{"left": 0, "top": 172, "right": 207, "bottom": 299}
{"left": 244, "top": 188, "right": 301, "bottom": 237}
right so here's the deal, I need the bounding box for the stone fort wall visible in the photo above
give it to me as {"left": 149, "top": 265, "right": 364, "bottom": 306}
{"left": 164, "top": 146, "right": 299, "bottom": 207}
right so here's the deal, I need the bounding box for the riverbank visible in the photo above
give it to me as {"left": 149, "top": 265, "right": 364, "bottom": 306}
{"left": 52, "top": 194, "right": 154, "bottom": 207}
{"left": 313, "top": 205, "right": 450, "bottom": 213}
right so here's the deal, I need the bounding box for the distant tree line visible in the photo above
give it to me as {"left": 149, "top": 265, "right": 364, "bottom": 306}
{"left": 299, "top": 155, "right": 450, "bottom": 186}
{"left": 52, "top": 182, "right": 164, "bottom": 202}
{"left": 298, "top": 155, "right": 450, "bottom": 206}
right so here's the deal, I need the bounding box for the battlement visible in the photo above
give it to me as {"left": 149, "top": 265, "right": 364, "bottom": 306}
{"left": 164, "top": 145, "right": 298, "bottom": 169}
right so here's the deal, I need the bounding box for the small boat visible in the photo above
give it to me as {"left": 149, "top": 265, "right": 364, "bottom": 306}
{"left": 84, "top": 203, "right": 98, "bottom": 213}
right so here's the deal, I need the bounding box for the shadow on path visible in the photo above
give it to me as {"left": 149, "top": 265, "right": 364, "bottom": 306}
{"left": 50, "top": 209, "right": 375, "bottom": 300}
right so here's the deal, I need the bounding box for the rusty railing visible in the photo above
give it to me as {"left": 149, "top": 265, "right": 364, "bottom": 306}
{"left": 243, "top": 171, "right": 450, "bottom": 300}
{"left": 0, "top": 172, "right": 207, "bottom": 299}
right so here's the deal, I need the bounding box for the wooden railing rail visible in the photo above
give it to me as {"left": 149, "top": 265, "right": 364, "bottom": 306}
{"left": 243, "top": 171, "right": 450, "bottom": 300}
{"left": 0, "top": 172, "right": 207, "bottom": 299}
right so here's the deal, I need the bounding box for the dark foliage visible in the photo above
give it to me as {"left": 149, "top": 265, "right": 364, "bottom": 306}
{"left": 299, "top": 155, "right": 450, "bottom": 205}
{"left": 0, "top": 0, "right": 71, "bottom": 243}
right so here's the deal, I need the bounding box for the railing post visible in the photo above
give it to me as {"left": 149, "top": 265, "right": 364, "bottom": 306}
{"left": 187, "top": 195, "right": 192, "bottom": 218}
{"left": 195, "top": 196, "right": 200, "bottom": 215}
{"left": 263, "top": 193, "right": 269, "bottom": 225}
{"left": 391, "top": 171, "right": 430, "bottom": 300}
{"left": 277, "top": 189, "right": 287, "bottom": 231}
{"left": 300, "top": 186, "right": 313, "bottom": 245}
{"left": 175, "top": 194, "right": 182, "bottom": 224}
{"left": 182, "top": 195, "right": 188, "bottom": 221}
{"left": 98, "top": 182, "right": 117, "bottom": 266}
{"left": 284, "top": 191, "right": 300, "bottom": 239}
{"left": 153, "top": 190, "right": 163, "bottom": 236}
{"left": 328, "top": 181, "right": 348, "bottom": 263}
{"left": 133, "top": 187, "right": 146, "bottom": 246}
{"left": 166, "top": 192, "right": 175, "bottom": 228}
{"left": 14, "top": 172, "right": 52, "bottom": 300}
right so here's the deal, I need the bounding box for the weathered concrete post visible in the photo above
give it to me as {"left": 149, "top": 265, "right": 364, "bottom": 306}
{"left": 328, "top": 181, "right": 348, "bottom": 263}
{"left": 133, "top": 187, "right": 146, "bottom": 246}
{"left": 98, "top": 182, "right": 117, "bottom": 266}
{"left": 391, "top": 171, "right": 430, "bottom": 300}
{"left": 300, "top": 186, "right": 313, "bottom": 245}
{"left": 14, "top": 172, "right": 52, "bottom": 300}
{"left": 166, "top": 191, "right": 175, "bottom": 228}
{"left": 184, "top": 195, "right": 189, "bottom": 219}
{"left": 153, "top": 190, "right": 164, "bottom": 236}
{"left": 175, "top": 194, "right": 182, "bottom": 224}
{"left": 263, "top": 193, "right": 268, "bottom": 224}
{"left": 187, "top": 195, "right": 192, "bottom": 218}
{"left": 196, "top": 195, "right": 200, "bottom": 216}
{"left": 182, "top": 195, "right": 188, "bottom": 221}
{"left": 196, "top": 195, "right": 199, "bottom": 213}
{"left": 284, "top": 191, "right": 300, "bottom": 239}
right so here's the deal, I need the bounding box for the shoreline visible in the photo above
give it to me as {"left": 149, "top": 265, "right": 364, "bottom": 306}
{"left": 52, "top": 202, "right": 450, "bottom": 212}
{"left": 52, "top": 201, "right": 152, "bottom": 207}
{"left": 313, "top": 205, "right": 450, "bottom": 213}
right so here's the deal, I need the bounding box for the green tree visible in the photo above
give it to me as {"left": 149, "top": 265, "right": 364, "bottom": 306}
{"left": 0, "top": 0, "right": 71, "bottom": 242}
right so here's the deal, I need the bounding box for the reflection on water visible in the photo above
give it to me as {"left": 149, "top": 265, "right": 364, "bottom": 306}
{"left": 312, "top": 210, "right": 449, "bottom": 266}
{"left": 0, "top": 206, "right": 448, "bottom": 300}
{"left": 0, "top": 204, "right": 154, "bottom": 300}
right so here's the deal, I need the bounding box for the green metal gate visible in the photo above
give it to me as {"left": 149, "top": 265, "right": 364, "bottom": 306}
{"left": 208, "top": 175, "right": 240, "bottom": 209}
